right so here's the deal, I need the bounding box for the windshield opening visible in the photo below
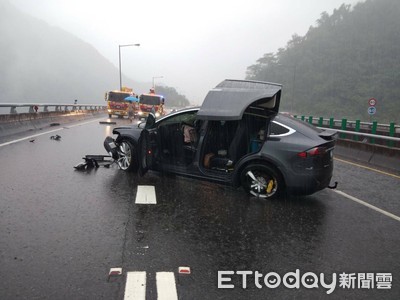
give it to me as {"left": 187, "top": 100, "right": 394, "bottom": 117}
{"left": 140, "top": 95, "right": 162, "bottom": 106}
{"left": 107, "top": 92, "right": 131, "bottom": 102}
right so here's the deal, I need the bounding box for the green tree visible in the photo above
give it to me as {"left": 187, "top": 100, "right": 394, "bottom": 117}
{"left": 155, "top": 86, "right": 190, "bottom": 107}
{"left": 246, "top": 0, "right": 400, "bottom": 123}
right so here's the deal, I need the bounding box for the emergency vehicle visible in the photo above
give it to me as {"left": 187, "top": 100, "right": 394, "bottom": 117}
{"left": 105, "top": 87, "right": 133, "bottom": 118}
{"left": 138, "top": 89, "right": 165, "bottom": 118}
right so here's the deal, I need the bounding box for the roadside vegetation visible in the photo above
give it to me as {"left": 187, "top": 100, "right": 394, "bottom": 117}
{"left": 246, "top": 0, "right": 400, "bottom": 123}
{"left": 155, "top": 86, "right": 190, "bottom": 107}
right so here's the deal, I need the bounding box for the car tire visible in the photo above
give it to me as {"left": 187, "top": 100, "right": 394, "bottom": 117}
{"left": 240, "top": 163, "right": 283, "bottom": 198}
{"left": 116, "top": 140, "right": 138, "bottom": 172}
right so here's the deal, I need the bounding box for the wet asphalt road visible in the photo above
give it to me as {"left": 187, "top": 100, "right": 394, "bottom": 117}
{"left": 0, "top": 116, "right": 399, "bottom": 299}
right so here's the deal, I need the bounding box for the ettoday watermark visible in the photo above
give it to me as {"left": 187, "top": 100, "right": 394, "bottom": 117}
{"left": 218, "top": 270, "right": 392, "bottom": 294}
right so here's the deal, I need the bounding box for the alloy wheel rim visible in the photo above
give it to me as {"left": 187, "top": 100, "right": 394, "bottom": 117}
{"left": 246, "top": 170, "right": 277, "bottom": 198}
{"left": 117, "top": 142, "right": 131, "bottom": 170}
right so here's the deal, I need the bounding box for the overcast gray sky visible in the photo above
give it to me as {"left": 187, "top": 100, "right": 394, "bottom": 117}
{"left": 13, "top": 0, "right": 361, "bottom": 104}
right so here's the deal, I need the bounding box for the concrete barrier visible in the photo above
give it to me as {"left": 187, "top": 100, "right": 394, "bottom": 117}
{"left": 335, "top": 139, "right": 400, "bottom": 173}
{"left": 0, "top": 110, "right": 106, "bottom": 140}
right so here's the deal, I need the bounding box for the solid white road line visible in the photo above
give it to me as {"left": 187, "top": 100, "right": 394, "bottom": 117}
{"left": 124, "top": 272, "right": 146, "bottom": 300}
{"left": 135, "top": 185, "right": 157, "bottom": 204}
{"left": 335, "top": 157, "right": 400, "bottom": 179}
{"left": 0, "top": 117, "right": 104, "bottom": 148}
{"left": 156, "top": 272, "right": 178, "bottom": 300}
{"left": 0, "top": 127, "right": 65, "bottom": 147}
{"left": 333, "top": 189, "right": 400, "bottom": 222}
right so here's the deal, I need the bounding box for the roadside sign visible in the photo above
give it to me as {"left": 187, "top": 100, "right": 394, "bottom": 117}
{"left": 368, "top": 106, "right": 376, "bottom": 115}
{"left": 368, "top": 98, "right": 377, "bottom": 106}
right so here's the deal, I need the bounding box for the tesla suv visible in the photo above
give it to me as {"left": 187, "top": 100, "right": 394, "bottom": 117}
{"left": 104, "top": 79, "right": 337, "bottom": 198}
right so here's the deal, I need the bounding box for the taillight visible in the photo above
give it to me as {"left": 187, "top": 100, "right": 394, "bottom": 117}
{"left": 297, "top": 147, "right": 327, "bottom": 158}
{"left": 297, "top": 152, "right": 307, "bottom": 158}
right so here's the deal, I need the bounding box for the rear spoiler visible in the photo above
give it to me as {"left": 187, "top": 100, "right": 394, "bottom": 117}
{"left": 318, "top": 129, "right": 337, "bottom": 141}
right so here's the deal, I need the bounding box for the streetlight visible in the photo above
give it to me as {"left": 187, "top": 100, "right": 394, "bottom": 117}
{"left": 119, "top": 43, "right": 140, "bottom": 91}
{"left": 152, "top": 76, "right": 164, "bottom": 91}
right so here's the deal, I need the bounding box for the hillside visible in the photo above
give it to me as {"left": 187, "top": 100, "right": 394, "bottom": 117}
{"left": 0, "top": 0, "right": 189, "bottom": 107}
{"left": 0, "top": 1, "right": 117, "bottom": 103}
{"left": 246, "top": 0, "right": 400, "bottom": 123}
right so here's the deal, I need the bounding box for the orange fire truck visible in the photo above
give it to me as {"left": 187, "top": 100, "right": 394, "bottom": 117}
{"left": 137, "top": 89, "right": 165, "bottom": 118}
{"left": 105, "top": 87, "right": 135, "bottom": 118}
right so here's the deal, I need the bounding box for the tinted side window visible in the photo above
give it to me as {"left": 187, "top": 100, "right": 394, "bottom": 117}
{"left": 157, "top": 111, "right": 197, "bottom": 127}
{"left": 270, "top": 122, "right": 290, "bottom": 135}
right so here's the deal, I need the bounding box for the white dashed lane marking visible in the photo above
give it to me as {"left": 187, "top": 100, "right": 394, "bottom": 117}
{"left": 156, "top": 272, "right": 178, "bottom": 300}
{"left": 124, "top": 272, "right": 178, "bottom": 300}
{"left": 135, "top": 185, "right": 157, "bottom": 204}
{"left": 124, "top": 272, "right": 146, "bottom": 300}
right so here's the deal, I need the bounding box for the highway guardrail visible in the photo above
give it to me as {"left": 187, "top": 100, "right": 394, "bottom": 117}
{"left": 0, "top": 103, "right": 106, "bottom": 114}
{"left": 295, "top": 115, "right": 399, "bottom": 148}
{"left": 0, "top": 103, "right": 107, "bottom": 140}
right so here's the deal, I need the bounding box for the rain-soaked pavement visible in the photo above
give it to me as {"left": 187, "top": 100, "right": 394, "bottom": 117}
{"left": 0, "top": 116, "right": 399, "bottom": 299}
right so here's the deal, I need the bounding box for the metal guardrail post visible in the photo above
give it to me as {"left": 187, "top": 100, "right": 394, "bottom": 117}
{"left": 389, "top": 122, "right": 395, "bottom": 147}
{"left": 329, "top": 118, "right": 334, "bottom": 128}
{"left": 10, "top": 106, "right": 17, "bottom": 114}
{"left": 371, "top": 121, "right": 377, "bottom": 144}
{"left": 301, "top": 115, "right": 305, "bottom": 121}
{"left": 318, "top": 117, "right": 323, "bottom": 127}
{"left": 308, "top": 116, "right": 313, "bottom": 124}
{"left": 340, "top": 118, "right": 347, "bottom": 139}
{"left": 354, "top": 120, "right": 360, "bottom": 141}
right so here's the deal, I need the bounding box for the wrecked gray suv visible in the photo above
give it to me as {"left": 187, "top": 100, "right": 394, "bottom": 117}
{"left": 104, "top": 79, "right": 337, "bottom": 198}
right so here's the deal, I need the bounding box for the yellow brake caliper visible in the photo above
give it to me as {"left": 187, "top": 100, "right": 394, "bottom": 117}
{"left": 266, "top": 180, "right": 274, "bottom": 193}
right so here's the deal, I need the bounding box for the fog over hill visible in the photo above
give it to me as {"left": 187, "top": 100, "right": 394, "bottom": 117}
{"left": 0, "top": 0, "right": 152, "bottom": 104}
{"left": 246, "top": 0, "right": 400, "bottom": 122}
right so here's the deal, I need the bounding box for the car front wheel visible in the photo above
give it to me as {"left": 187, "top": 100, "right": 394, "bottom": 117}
{"left": 116, "top": 140, "right": 137, "bottom": 172}
{"left": 240, "top": 164, "right": 283, "bottom": 198}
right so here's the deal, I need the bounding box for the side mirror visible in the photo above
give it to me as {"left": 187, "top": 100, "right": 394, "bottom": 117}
{"left": 145, "top": 113, "right": 156, "bottom": 129}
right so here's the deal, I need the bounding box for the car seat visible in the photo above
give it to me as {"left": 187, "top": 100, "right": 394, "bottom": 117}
{"left": 228, "top": 119, "right": 249, "bottom": 164}
{"left": 208, "top": 119, "right": 249, "bottom": 170}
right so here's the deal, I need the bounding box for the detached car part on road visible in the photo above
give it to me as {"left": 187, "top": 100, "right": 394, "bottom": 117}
{"left": 104, "top": 79, "right": 337, "bottom": 198}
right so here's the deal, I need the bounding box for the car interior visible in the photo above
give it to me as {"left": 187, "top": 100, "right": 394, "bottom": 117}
{"left": 149, "top": 110, "right": 269, "bottom": 171}
{"left": 152, "top": 111, "right": 202, "bottom": 165}
{"left": 201, "top": 114, "right": 269, "bottom": 172}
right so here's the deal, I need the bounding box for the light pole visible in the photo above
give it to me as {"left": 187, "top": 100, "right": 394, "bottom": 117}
{"left": 119, "top": 43, "right": 140, "bottom": 91}
{"left": 152, "top": 76, "right": 164, "bottom": 92}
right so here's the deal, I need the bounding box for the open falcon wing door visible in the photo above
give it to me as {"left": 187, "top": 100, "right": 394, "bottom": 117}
{"left": 196, "top": 79, "right": 282, "bottom": 121}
